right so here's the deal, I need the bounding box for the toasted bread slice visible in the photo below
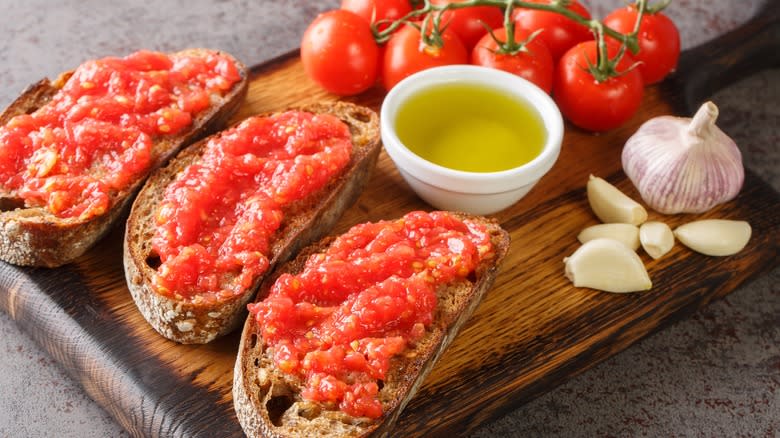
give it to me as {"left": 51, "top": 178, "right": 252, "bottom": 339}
{"left": 233, "top": 212, "right": 510, "bottom": 438}
{"left": 124, "top": 102, "right": 382, "bottom": 344}
{"left": 0, "top": 49, "right": 248, "bottom": 267}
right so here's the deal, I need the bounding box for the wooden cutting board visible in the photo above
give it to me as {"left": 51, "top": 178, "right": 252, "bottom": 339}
{"left": 1, "top": 3, "right": 778, "bottom": 437}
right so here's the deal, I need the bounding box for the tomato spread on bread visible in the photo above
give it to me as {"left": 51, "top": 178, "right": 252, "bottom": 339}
{"left": 151, "top": 111, "right": 352, "bottom": 302}
{"left": 248, "top": 211, "right": 495, "bottom": 418}
{"left": 0, "top": 50, "right": 241, "bottom": 220}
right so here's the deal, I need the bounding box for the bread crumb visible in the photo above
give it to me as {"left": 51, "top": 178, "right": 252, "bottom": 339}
{"left": 176, "top": 320, "right": 195, "bottom": 332}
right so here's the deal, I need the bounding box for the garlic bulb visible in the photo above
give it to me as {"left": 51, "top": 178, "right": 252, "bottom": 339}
{"left": 621, "top": 101, "right": 744, "bottom": 214}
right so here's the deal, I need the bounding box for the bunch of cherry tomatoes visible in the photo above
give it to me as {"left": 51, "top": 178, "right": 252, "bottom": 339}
{"left": 301, "top": 0, "right": 680, "bottom": 132}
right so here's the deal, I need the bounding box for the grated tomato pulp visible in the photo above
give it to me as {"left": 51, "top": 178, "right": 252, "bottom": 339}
{"left": 151, "top": 111, "right": 352, "bottom": 303}
{"left": 248, "top": 211, "right": 495, "bottom": 419}
{"left": 0, "top": 50, "right": 241, "bottom": 220}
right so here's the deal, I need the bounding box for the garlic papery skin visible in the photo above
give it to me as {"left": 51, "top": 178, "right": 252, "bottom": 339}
{"left": 564, "top": 238, "right": 652, "bottom": 293}
{"left": 621, "top": 101, "right": 744, "bottom": 214}
{"left": 674, "top": 219, "right": 751, "bottom": 256}
{"left": 639, "top": 221, "right": 674, "bottom": 259}
{"left": 578, "top": 223, "right": 640, "bottom": 251}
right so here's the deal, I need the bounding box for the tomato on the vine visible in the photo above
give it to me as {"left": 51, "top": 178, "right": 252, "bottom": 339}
{"left": 382, "top": 24, "right": 468, "bottom": 90}
{"left": 301, "top": 10, "right": 379, "bottom": 96}
{"left": 603, "top": 6, "right": 680, "bottom": 84}
{"left": 341, "top": 0, "right": 413, "bottom": 31}
{"left": 472, "top": 27, "right": 554, "bottom": 93}
{"left": 553, "top": 40, "right": 643, "bottom": 132}
{"left": 430, "top": 0, "right": 504, "bottom": 51}
{"left": 512, "top": 0, "right": 592, "bottom": 62}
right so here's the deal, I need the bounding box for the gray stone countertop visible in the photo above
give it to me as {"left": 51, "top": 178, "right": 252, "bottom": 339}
{"left": 0, "top": 1, "right": 777, "bottom": 437}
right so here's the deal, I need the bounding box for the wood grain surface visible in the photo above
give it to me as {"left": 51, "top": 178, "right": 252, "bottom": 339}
{"left": 1, "top": 4, "right": 779, "bottom": 437}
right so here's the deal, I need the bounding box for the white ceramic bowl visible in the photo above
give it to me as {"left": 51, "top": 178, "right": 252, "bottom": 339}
{"left": 380, "top": 65, "right": 563, "bottom": 215}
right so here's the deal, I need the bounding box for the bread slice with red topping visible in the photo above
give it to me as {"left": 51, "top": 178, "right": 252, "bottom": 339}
{"left": 123, "top": 101, "right": 382, "bottom": 344}
{"left": 233, "top": 212, "right": 510, "bottom": 438}
{"left": 0, "top": 49, "right": 248, "bottom": 267}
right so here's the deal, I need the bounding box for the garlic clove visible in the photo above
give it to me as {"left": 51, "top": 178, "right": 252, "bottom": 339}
{"left": 586, "top": 175, "right": 648, "bottom": 225}
{"left": 639, "top": 221, "right": 675, "bottom": 259}
{"left": 674, "top": 219, "right": 751, "bottom": 256}
{"left": 578, "top": 223, "right": 640, "bottom": 251}
{"left": 564, "top": 238, "right": 652, "bottom": 293}
{"left": 622, "top": 101, "right": 744, "bottom": 214}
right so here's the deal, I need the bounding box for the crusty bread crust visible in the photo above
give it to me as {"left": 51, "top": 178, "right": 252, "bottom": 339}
{"left": 233, "top": 213, "right": 510, "bottom": 438}
{"left": 124, "top": 102, "right": 382, "bottom": 344}
{"left": 0, "top": 49, "right": 249, "bottom": 267}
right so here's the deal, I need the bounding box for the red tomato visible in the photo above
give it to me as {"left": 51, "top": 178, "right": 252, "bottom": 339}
{"left": 430, "top": 0, "right": 503, "bottom": 51}
{"left": 382, "top": 24, "right": 468, "bottom": 90}
{"left": 340, "top": 0, "right": 412, "bottom": 31}
{"left": 301, "top": 10, "right": 379, "bottom": 96}
{"left": 471, "top": 27, "right": 554, "bottom": 93}
{"left": 553, "top": 41, "right": 644, "bottom": 132}
{"left": 603, "top": 6, "right": 680, "bottom": 84}
{"left": 513, "top": 0, "right": 592, "bottom": 61}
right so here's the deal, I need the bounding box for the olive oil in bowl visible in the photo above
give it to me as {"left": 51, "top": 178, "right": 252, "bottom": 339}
{"left": 380, "top": 64, "right": 564, "bottom": 214}
{"left": 394, "top": 83, "right": 547, "bottom": 173}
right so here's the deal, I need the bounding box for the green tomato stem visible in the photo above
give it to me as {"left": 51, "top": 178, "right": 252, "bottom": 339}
{"left": 631, "top": 0, "right": 648, "bottom": 36}
{"left": 594, "top": 22, "right": 610, "bottom": 79}
{"left": 646, "top": 0, "right": 672, "bottom": 15}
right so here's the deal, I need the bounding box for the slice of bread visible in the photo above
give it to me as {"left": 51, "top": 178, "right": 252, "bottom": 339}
{"left": 0, "top": 49, "right": 248, "bottom": 267}
{"left": 124, "top": 102, "right": 382, "bottom": 344}
{"left": 233, "top": 213, "right": 510, "bottom": 438}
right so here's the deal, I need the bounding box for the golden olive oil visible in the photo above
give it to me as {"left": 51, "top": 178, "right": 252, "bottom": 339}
{"left": 395, "top": 83, "right": 546, "bottom": 173}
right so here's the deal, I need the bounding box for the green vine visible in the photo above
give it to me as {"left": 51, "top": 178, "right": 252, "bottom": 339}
{"left": 373, "top": 0, "right": 668, "bottom": 82}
